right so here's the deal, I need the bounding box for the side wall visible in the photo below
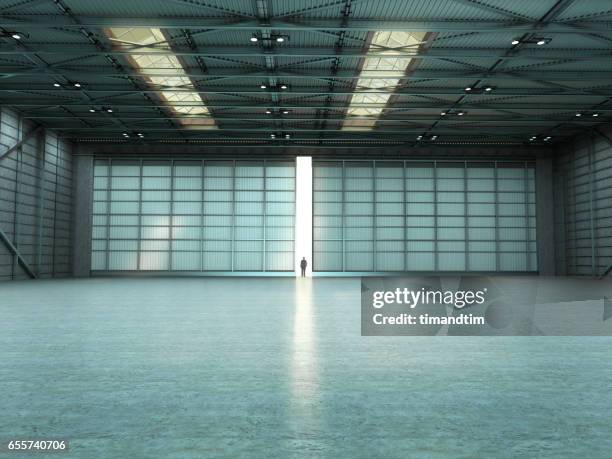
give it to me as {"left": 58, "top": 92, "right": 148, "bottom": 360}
{"left": 554, "top": 131, "right": 612, "bottom": 276}
{"left": 0, "top": 108, "right": 73, "bottom": 281}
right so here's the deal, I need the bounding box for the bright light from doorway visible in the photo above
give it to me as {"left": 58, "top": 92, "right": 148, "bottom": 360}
{"left": 295, "top": 157, "right": 313, "bottom": 277}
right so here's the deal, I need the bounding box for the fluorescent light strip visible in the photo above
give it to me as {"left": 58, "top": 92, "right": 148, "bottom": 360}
{"left": 342, "top": 31, "right": 425, "bottom": 131}
{"left": 107, "top": 28, "right": 216, "bottom": 129}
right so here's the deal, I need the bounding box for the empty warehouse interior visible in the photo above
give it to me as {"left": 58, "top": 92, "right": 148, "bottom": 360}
{"left": 1, "top": 1, "right": 612, "bottom": 457}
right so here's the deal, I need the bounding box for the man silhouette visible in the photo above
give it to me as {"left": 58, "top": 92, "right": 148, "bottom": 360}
{"left": 300, "top": 257, "right": 307, "bottom": 277}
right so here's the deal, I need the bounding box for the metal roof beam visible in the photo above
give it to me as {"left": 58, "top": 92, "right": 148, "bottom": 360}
{"left": 276, "top": 0, "right": 365, "bottom": 18}
{"left": 450, "top": 0, "right": 532, "bottom": 21}
{"left": 30, "top": 116, "right": 602, "bottom": 126}
{"left": 4, "top": 68, "right": 612, "bottom": 82}
{"left": 2, "top": 45, "right": 612, "bottom": 61}
{"left": 39, "top": 126, "right": 556, "bottom": 135}
{"left": 165, "top": 0, "right": 254, "bottom": 17}
{"left": 1, "top": 16, "right": 610, "bottom": 33}
{"left": 4, "top": 101, "right": 611, "bottom": 111}
{"left": 0, "top": 87, "right": 608, "bottom": 97}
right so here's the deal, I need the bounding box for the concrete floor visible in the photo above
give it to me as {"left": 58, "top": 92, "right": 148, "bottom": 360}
{"left": 1, "top": 277, "right": 611, "bottom": 458}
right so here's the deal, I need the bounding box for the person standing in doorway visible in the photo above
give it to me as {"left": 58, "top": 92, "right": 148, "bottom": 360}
{"left": 300, "top": 257, "right": 307, "bottom": 277}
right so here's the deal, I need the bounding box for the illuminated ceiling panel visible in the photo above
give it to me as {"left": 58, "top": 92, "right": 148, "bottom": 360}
{"left": 342, "top": 31, "right": 426, "bottom": 131}
{"left": 107, "top": 27, "right": 216, "bottom": 129}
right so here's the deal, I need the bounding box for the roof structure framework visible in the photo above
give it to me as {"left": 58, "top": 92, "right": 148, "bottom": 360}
{"left": 0, "top": 0, "right": 611, "bottom": 147}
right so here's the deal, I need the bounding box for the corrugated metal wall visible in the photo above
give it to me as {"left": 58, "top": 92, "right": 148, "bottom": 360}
{"left": 313, "top": 160, "right": 537, "bottom": 272}
{"left": 91, "top": 159, "right": 295, "bottom": 272}
{"left": 554, "top": 133, "right": 612, "bottom": 276}
{"left": 0, "top": 108, "right": 73, "bottom": 281}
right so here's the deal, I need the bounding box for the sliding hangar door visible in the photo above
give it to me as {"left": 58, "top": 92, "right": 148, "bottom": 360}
{"left": 89, "top": 157, "right": 537, "bottom": 274}
{"left": 313, "top": 160, "right": 537, "bottom": 273}
{"left": 91, "top": 159, "right": 295, "bottom": 272}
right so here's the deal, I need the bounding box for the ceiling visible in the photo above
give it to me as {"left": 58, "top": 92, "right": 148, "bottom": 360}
{"left": 1, "top": 0, "right": 612, "bottom": 148}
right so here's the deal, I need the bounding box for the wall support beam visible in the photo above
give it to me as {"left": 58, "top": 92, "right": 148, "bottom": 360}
{"left": 72, "top": 153, "right": 93, "bottom": 277}
{"left": 0, "top": 228, "right": 37, "bottom": 279}
{"left": 0, "top": 125, "right": 42, "bottom": 161}
{"left": 536, "top": 155, "right": 556, "bottom": 275}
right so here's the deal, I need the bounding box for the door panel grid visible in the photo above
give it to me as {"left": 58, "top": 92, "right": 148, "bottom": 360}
{"left": 313, "top": 160, "right": 537, "bottom": 272}
{"left": 91, "top": 159, "right": 295, "bottom": 272}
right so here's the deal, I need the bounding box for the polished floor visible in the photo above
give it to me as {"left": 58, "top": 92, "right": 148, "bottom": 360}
{"left": 1, "top": 277, "right": 611, "bottom": 458}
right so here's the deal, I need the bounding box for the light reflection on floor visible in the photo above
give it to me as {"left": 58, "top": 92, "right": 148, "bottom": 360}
{"left": 1, "top": 277, "right": 611, "bottom": 458}
{"left": 291, "top": 278, "right": 317, "bottom": 400}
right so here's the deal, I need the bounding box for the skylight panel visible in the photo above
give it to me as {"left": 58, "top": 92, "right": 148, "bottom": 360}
{"left": 342, "top": 31, "right": 425, "bottom": 131}
{"left": 107, "top": 27, "right": 216, "bottom": 129}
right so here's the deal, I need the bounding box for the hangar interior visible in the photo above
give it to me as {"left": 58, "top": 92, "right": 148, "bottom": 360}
{"left": 1, "top": 1, "right": 611, "bottom": 280}
{"left": 1, "top": 1, "right": 612, "bottom": 457}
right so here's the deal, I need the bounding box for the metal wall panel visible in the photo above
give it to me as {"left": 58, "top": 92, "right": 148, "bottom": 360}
{"left": 91, "top": 159, "right": 295, "bottom": 272}
{"left": 313, "top": 160, "right": 537, "bottom": 272}
{"left": 0, "top": 108, "right": 73, "bottom": 281}
{"left": 555, "top": 134, "right": 612, "bottom": 276}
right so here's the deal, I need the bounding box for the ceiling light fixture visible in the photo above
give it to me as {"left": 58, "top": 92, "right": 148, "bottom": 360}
{"left": 73, "top": 82, "right": 82, "bottom": 88}
{"left": 266, "top": 109, "right": 291, "bottom": 115}
{"left": 105, "top": 107, "right": 113, "bottom": 113}
{"left": 263, "top": 83, "right": 289, "bottom": 91}
{"left": 464, "top": 86, "right": 495, "bottom": 94}
{"left": 89, "top": 108, "right": 96, "bottom": 113}
{"left": 0, "top": 31, "right": 25, "bottom": 40}
{"left": 250, "top": 33, "right": 289, "bottom": 44}
{"left": 575, "top": 112, "right": 601, "bottom": 118}
{"left": 53, "top": 83, "right": 61, "bottom": 88}
{"left": 440, "top": 110, "right": 467, "bottom": 117}
{"left": 512, "top": 37, "right": 551, "bottom": 46}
